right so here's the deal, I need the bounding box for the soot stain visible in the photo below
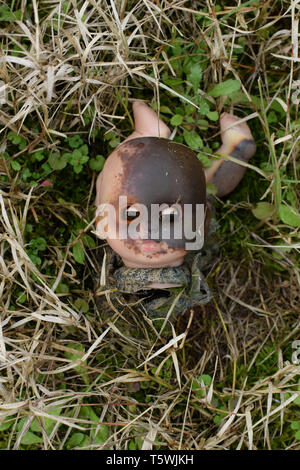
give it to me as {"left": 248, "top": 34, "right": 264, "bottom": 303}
{"left": 113, "top": 137, "right": 207, "bottom": 248}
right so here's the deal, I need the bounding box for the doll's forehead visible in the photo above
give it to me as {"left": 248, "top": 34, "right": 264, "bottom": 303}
{"left": 103, "top": 137, "right": 206, "bottom": 206}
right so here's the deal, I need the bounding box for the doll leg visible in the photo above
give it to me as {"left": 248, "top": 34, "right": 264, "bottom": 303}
{"left": 205, "top": 113, "right": 256, "bottom": 197}
{"left": 124, "top": 101, "right": 171, "bottom": 143}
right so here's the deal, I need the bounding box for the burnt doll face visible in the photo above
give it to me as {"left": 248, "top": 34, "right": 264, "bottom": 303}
{"left": 95, "top": 137, "right": 207, "bottom": 268}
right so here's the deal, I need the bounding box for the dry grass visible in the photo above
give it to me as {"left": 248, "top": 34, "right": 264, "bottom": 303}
{"left": 0, "top": 0, "right": 208, "bottom": 139}
{"left": 0, "top": 0, "right": 300, "bottom": 450}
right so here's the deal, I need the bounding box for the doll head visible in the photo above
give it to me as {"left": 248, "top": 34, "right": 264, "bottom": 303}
{"left": 95, "top": 137, "right": 207, "bottom": 268}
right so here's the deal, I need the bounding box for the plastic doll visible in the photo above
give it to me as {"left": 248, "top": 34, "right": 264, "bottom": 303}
{"left": 94, "top": 101, "right": 256, "bottom": 317}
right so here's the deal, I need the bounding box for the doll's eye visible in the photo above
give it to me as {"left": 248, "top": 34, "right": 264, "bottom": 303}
{"left": 160, "top": 206, "right": 180, "bottom": 222}
{"left": 122, "top": 205, "right": 140, "bottom": 221}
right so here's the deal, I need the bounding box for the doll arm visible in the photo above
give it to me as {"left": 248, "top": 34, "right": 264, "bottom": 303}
{"left": 205, "top": 113, "right": 256, "bottom": 197}
{"left": 123, "top": 100, "right": 171, "bottom": 143}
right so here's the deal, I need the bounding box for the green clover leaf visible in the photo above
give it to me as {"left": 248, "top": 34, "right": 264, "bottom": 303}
{"left": 48, "top": 152, "right": 68, "bottom": 170}
{"left": 89, "top": 155, "right": 105, "bottom": 171}
{"left": 68, "top": 135, "right": 83, "bottom": 148}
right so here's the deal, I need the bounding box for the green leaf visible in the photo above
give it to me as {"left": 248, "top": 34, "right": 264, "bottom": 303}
{"left": 74, "top": 298, "right": 89, "bottom": 313}
{"left": 0, "top": 417, "right": 15, "bottom": 431}
{"left": 17, "top": 417, "right": 26, "bottom": 431}
{"left": 294, "top": 395, "right": 300, "bottom": 405}
{"left": 65, "top": 343, "right": 89, "bottom": 385}
{"left": 206, "top": 183, "right": 218, "bottom": 195}
{"left": 25, "top": 224, "right": 33, "bottom": 233}
{"left": 0, "top": 5, "right": 21, "bottom": 21}
{"left": 20, "top": 431, "right": 43, "bottom": 445}
{"left": 79, "top": 144, "right": 89, "bottom": 156}
{"left": 30, "top": 418, "right": 42, "bottom": 433}
{"left": 8, "top": 131, "right": 21, "bottom": 144}
{"left": 186, "top": 116, "right": 194, "bottom": 123}
{"left": 65, "top": 342, "right": 84, "bottom": 360}
{"left": 199, "top": 100, "right": 210, "bottom": 115}
{"left": 213, "top": 415, "right": 223, "bottom": 424}
{"left": 89, "top": 155, "right": 105, "bottom": 171}
{"left": 129, "top": 440, "right": 136, "bottom": 450}
{"left": 296, "top": 430, "right": 300, "bottom": 440}
{"left": 63, "top": 1, "right": 71, "bottom": 14}
{"left": 70, "top": 150, "right": 89, "bottom": 172}
{"left": 208, "top": 79, "right": 241, "bottom": 98}
{"left": 109, "top": 138, "right": 120, "bottom": 148}
{"left": 183, "top": 130, "right": 203, "bottom": 150}
{"left": 252, "top": 202, "right": 275, "bottom": 220}
{"left": 29, "top": 253, "right": 42, "bottom": 266}
{"left": 278, "top": 204, "right": 300, "bottom": 227}
{"left": 164, "top": 78, "right": 184, "bottom": 88}
{"left": 95, "top": 424, "right": 109, "bottom": 444}
{"left": 17, "top": 292, "right": 26, "bottom": 304}
{"left": 18, "top": 138, "right": 27, "bottom": 150}
{"left": 170, "top": 114, "right": 183, "bottom": 126}
{"left": 43, "top": 408, "right": 62, "bottom": 434}
{"left": 184, "top": 103, "right": 195, "bottom": 116}
{"left": 104, "top": 131, "right": 116, "bottom": 141}
{"left": 207, "top": 111, "right": 219, "bottom": 121}
{"left": 159, "top": 105, "right": 173, "bottom": 114}
{"left": 191, "top": 374, "right": 212, "bottom": 399}
{"left": 70, "top": 149, "right": 82, "bottom": 161}
{"left": 82, "top": 234, "right": 96, "bottom": 249}
{"left": 197, "top": 119, "right": 209, "bottom": 129}
{"left": 73, "top": 242, "right": 85, "bottom": 264}
{"left": 68, "top": 135, "right": 83, "bottom": 148}
{"left": 30, "top": 237, "right": 47, "bottom": 252}
{"left": 10, "top": 160, "right": 21, "bottom": 171}
{"left": 267, "top": 111, "right": 277, "bottom": 124}
{"left": 73, "top": 163, "right": 83, "bottom": 174}
{"left": 8, "top": 132, "right": 27, "bottom": 150}
{"left": 48, "top": 152, "right": 67, "bottom": 170}
{"left": 56, "top": 282, "right": 69, "bottom": 294}
{"left": 187, "top": 64, "right": 202, "bottom": 91}
{"left": 66, "top": 432, "right": 88, "bottom": 449}
{"left": 86, "top": 407, "right": 100, "bottom": 422}
{"left": 198, "top": 374, "right": 212, "bottom": 386}
{"left": 291, "top": 421, "right": 300, "bottom": 430}
{"left": 197, "top": 153, "right": 212, "bottom": 167}
{"left": 36, "top": 237, "right": 47, "bottom": 251}
{"left": 22, "top": 168, "right": 32, "bottom": 181}
{"left": 32, "top": 151, "right": 45, "bottom": 162}
{"left": 41, "top": 162, "right": 51, "bottom": 173}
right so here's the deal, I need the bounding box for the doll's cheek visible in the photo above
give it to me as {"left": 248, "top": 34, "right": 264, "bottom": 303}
{"left": 106, "top": 238, "right": 129, "bottom": 258}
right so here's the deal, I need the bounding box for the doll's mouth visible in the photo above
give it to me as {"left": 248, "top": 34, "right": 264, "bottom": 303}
{"left": 135, "top": 239, "right": 169, "bottom": 253}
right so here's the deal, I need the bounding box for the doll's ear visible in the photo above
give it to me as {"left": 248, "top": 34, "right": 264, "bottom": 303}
{"left": 124, "top": 101, "right": 171, "bottom": 143}
{"left": 94, "top": 172, "right": 103, "bottom": 206}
